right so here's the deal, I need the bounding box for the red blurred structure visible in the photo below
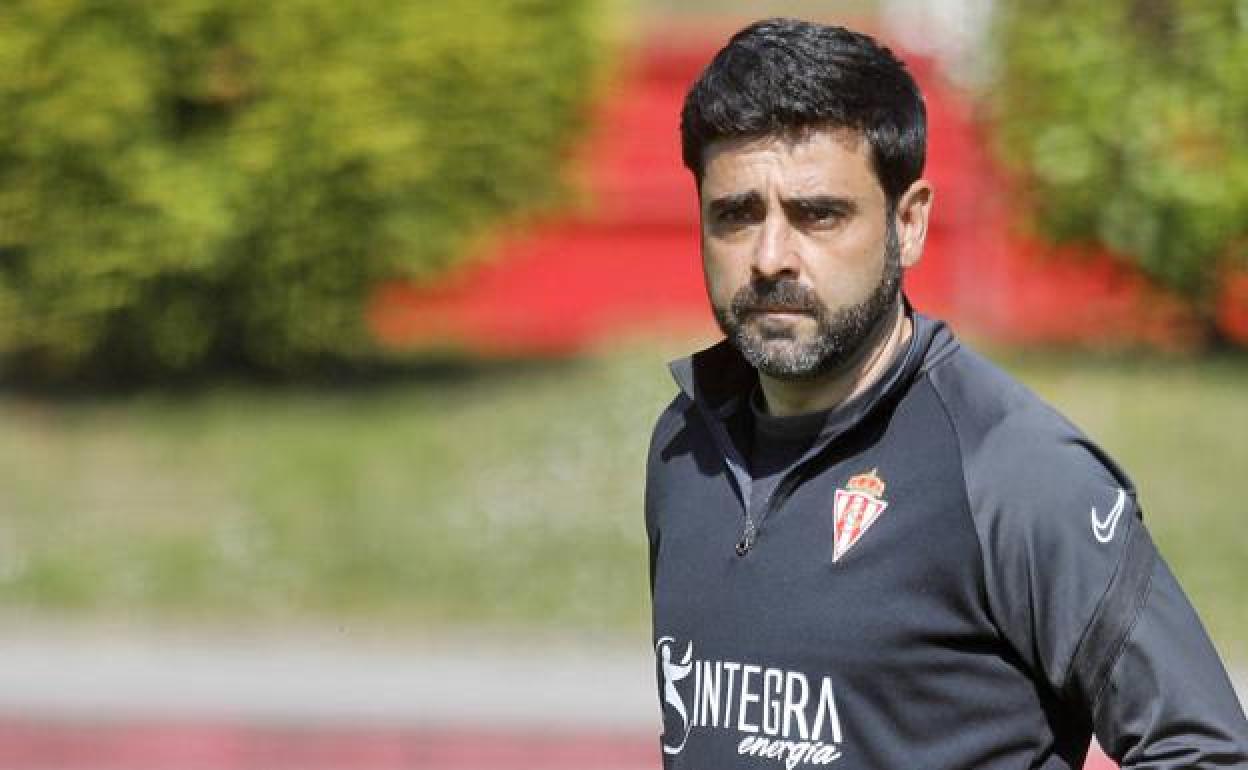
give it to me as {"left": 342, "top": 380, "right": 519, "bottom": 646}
{"left": 0, "top": 719, "right": 1117, "bottom": 770}
{"left": 370, "top": 30, "right": 1247, "bottom": 354}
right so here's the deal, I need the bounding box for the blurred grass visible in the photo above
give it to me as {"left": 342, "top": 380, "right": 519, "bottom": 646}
{"left": 0, "top": 341, "right": 1244, "bottom": 661}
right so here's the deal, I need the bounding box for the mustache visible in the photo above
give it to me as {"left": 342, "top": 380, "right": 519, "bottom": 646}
{"left": 731, "top": 280, "right": 824, "bottom": 316}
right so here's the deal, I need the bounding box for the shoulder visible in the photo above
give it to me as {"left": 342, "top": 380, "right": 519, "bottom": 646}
{"left": 644, "top": 392, "right": 700, "bottom": 539}
{"left": 924, "top": 346, "right": 1145, "bottom": 686}
{"left": 921, "top": 345, "right": 1139, "bottom": 584}
{"left": 923, "top": 345, "right": 1135, "bottom": 515}
{"left": 645, "top": 392, "right": 699, "bottom": 503}
{"left": 648, "top": 392, "right": 695, "bottom": 459}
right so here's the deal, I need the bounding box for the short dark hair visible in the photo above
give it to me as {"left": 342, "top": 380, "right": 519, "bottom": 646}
{"left": 680, "top": 18, "right": 926, "bottom": 206}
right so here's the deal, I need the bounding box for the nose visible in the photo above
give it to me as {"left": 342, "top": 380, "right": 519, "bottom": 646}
{"left": 751, "top": 216, "right": 799, "bottom": 280}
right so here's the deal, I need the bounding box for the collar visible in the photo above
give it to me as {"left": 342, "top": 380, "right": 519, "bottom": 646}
{"left": 668, "top": 303, "right": 958, "bottom": 442}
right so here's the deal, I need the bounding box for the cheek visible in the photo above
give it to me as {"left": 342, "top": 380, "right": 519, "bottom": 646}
{"left": 802, "top": 232, "right": 888, "bottom": 302}
{"left": 700, "top": 242, "right": 746, "bottom": 302}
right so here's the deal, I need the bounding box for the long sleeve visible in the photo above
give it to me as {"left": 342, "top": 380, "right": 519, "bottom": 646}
{"left": 932, "top": 350, "right": 1248, "bottom": 767}
{"left": 1093, "top": 552, "right": 1248, "bottom": 767}
{"left": 965, "top": 429, "right": 1248, "bottom": 766}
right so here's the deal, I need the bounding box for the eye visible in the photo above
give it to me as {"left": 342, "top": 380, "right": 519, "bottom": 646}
{"left": 794, "top": 201, "right": 845, "bottom": 227}
{"left": 710, "top": 201, "right": 763, "bottom": 231}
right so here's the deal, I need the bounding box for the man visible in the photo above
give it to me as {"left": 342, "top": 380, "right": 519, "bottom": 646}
{"left": 644, "top": 18, "right": 1248, "bottom": 769}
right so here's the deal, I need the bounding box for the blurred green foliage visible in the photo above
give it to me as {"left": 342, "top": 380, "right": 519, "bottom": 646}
{"left": 0, "top": 1, "right": 606, "bottom": 380}
{"left": 992, "top": 0, "right": 1248, "bottom": 333}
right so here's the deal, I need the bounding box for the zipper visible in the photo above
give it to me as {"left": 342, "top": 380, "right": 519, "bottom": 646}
{"left": 735, "top": 470, "right": 804, "bottom": 556}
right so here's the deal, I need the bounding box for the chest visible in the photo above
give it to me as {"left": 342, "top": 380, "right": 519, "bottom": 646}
{"left": 648, "top": 383, "right": 1076, "bottom": 769}
{"left": 651, "top": 382, "right": 1022, "bottom": 706}
{"left": 653, "top": 435, "right": 990, "bottom": 664}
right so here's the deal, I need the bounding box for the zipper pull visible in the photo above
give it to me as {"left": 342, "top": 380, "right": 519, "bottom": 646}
{"left": 735, "top": 522, "right": 757, "bottom": 556}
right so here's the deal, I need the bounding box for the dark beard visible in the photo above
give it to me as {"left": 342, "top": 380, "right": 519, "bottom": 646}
{"left": 712, "top": 223, "right": 902, "bottom": 381}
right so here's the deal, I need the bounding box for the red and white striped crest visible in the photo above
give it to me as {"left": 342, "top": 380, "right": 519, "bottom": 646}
{"left": 832, "top": 470, "right": 889, "bottom": 562}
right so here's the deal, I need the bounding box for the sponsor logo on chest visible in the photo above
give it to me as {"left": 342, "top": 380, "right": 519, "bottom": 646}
{"left": 657, "top": 636, "right": 845, "bottom": 767}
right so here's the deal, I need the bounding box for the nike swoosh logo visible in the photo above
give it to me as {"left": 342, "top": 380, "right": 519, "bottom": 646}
{"left": 1091, "top": 488, "right": 1128, "bottom": 543}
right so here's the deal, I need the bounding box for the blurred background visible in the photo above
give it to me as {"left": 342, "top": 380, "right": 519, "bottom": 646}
{"left": 0, "top": 0, "right": 1244, "bottom": 768}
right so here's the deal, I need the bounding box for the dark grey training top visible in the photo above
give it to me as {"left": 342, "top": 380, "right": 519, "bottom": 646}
{"left": 645, "top": 310, "right": 1248, "bottom": 769}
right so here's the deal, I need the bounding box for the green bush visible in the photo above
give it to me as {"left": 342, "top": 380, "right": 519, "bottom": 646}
{"left": 0, "top": 1, "right": 606, "bottom": 380}
{"left": 991, "top": 0, "right": 1248, "bottom": 339}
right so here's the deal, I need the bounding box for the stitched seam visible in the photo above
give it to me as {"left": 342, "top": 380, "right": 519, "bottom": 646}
{"left": 923, "top": 359, "right": 997, "bottom": 632}
{"left": 1091, "top": 539, "right": 1156, "bottom": 713}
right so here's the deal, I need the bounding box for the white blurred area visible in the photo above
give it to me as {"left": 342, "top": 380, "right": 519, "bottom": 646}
{"left": 879, "top": 0, "right": 997, "bottom": 86}
{"left": 0, "top": 627, "right": 656, "bottom": 730}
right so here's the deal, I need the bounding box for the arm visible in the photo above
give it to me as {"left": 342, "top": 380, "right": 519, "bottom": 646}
{"left": 929, "top": 351, "right": 1248, "bottom": 765}
{"left": 1091, "top": 542, "right": 1248, "bottom": 767}
{"left": 970, "top": 425, "right": 1248, "bottom": 767}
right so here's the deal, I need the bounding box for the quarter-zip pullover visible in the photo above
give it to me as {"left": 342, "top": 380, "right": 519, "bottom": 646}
{"left": 645, "top": 312, "right": 1248, "bottom": 769}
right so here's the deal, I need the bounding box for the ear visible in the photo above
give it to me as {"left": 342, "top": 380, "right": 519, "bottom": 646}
{"left": 894, "top": 179, "right": 933, "bottom": 269}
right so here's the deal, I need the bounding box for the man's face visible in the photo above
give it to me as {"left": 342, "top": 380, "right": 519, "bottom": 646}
{"left": 699, "top": 129, "right": 909, "bottom": 381}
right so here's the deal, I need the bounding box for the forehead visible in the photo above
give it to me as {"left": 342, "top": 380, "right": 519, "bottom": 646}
{"left": 699, "top": 128, "right": 882, "bottom": 201}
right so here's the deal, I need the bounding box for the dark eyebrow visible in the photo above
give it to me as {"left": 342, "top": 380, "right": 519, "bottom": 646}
{"left": 707, "top": 191, "right": 763, "bottom": 215}
{"left": 781, "top": 195, "right": 858, "bottom": 215}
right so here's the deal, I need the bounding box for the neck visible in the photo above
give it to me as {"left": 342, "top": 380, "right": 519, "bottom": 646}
{"left": 759, "top": 302, "right": 911, "bottom": 418}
